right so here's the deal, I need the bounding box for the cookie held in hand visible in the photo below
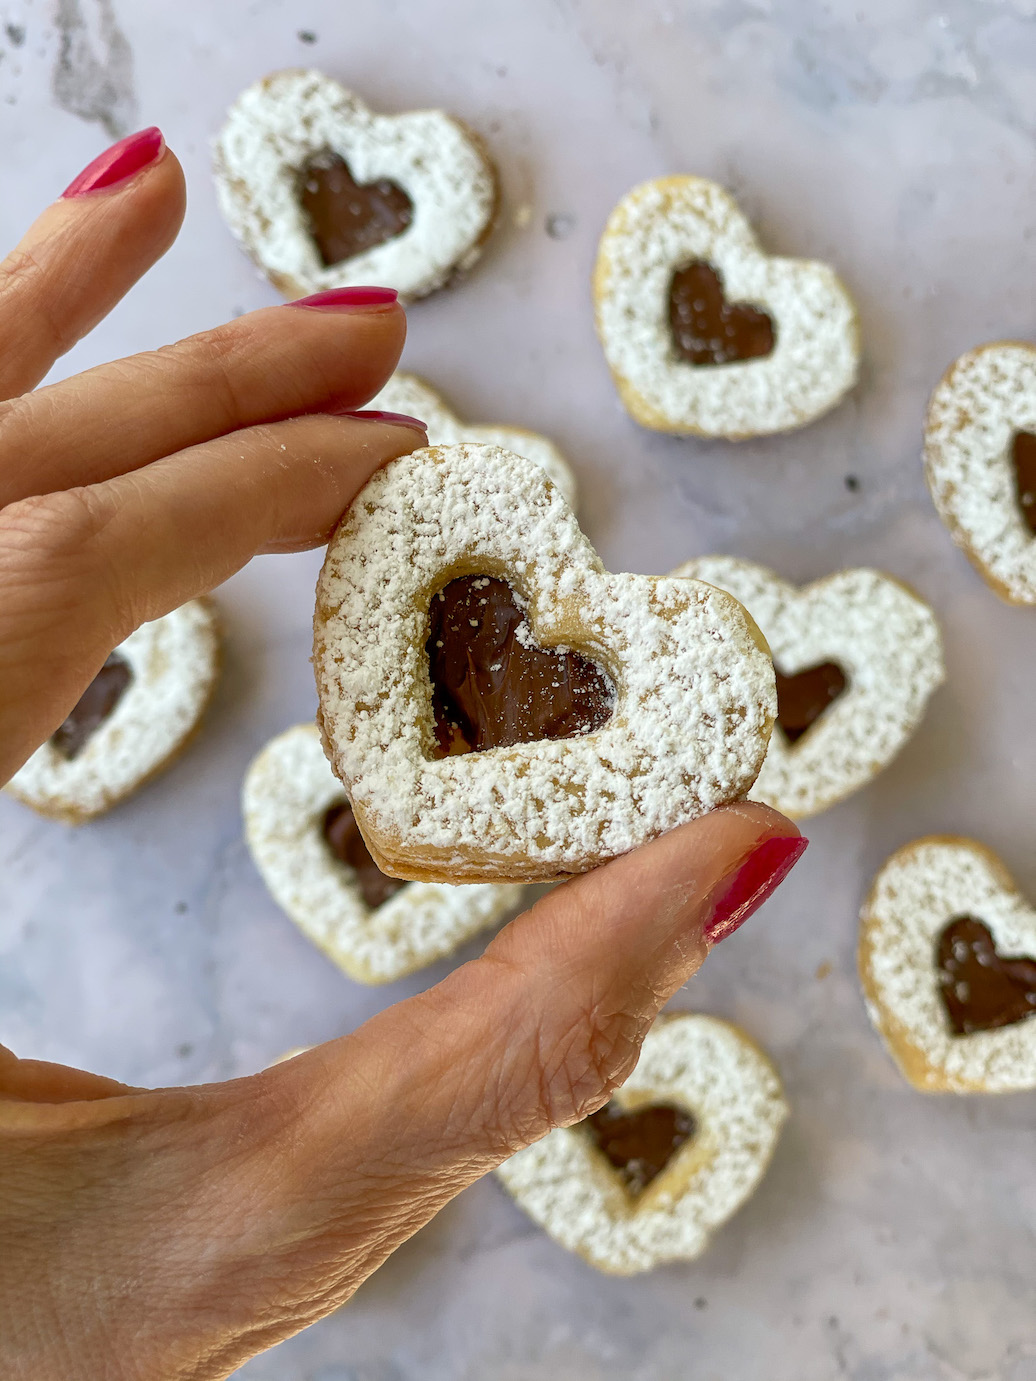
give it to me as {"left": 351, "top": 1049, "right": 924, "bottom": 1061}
{"left": 5, "top": 601, "right": 220, "bottom": 824}
{"left": 674, "top": 557, "right": 944, "bottom": 819}
{"left": 859, "top": 837, "right": 1036, "bottom": 1093}
{"left": 924, "top": 341, "right": 1036, "bottom": 605}
{"left": 495, "top": 1014, "right": 788, "bottom": 1275}
{"left": 313, "top": 443, "right": 775, "bottom": 884}
{"left": 214, "top": 69, "right": 499, "bottom": 301}
{"left": 593, "top": 176, "right": 859, "bottom": 438}
{"left": 243, "top": 724, "right": 522, "bottom": 986}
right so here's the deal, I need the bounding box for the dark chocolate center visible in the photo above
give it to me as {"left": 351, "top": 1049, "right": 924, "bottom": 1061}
{"left": 50, "top": 652, "right": 133, "bottom": 760}
{"left": 774, "top": 661, "right": 848, "bottom": 744}
{"left": 1012, "top": 431, "right": 1036, "bottom": 538}
{"left": 298, "top": 150, "right": 413, "bottom": 267}
{"left": 936, "top": 915, "right": 1036, "bottom": 1036}
{"left": 322, "top": 800, "right": 406, "bottom": 909}
{"left": 669, "top": 261, "right": 776, "bottom": 367}
{"left": 584, "top": 1101, "right": 698, "bottom": 1198}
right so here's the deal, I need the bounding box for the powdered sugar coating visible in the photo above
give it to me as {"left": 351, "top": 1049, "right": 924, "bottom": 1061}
{"left": 593, "top": 176, "right": 859, "bottom": 439}
{"left": 859, "top": 838, "right": 1036, "bottom": 1094}
{"left": 495, "top": 1014, "right": 788, "bottom": 1275}
{"left": 923, "top": 341, "right": 1036, "bottom": 605}
{"left": 213, "top": 69, "right": 498, "bottom": 301}
{"left": 675, "top": 557, "right": 944, "bottom": 819}
{"left": 370, "top": 373, "right": 577, "bottom": 507}
{"left": 243, "top": 724, "right": 522, "bottom": 985}
{"left": 6, "top": 601, "right": 220, "bottom": 824}
{"left": 314, "top": 443, "right": 776, "bottom": 883}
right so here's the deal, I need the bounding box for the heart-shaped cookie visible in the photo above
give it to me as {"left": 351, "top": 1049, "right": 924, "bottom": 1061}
{"left": 924, "top": 341, "right": 1036, "bottom": 605}
{"left": 859, "top": 837, "right": 1036, "bottom": 1093}
{"left": 243, "top": 725, "right": 522, "bottom": 985}
{"left": 5, "top": 600, "right": 220, "bottom": 824}
{"left": 495, "top": 1014, "right": 788, "bottom": 1274}
{"left": 673, "top": 558, "right": 944, "bottom": 819}
{"left": 369, "top": 373, "right": 577, "bottom": 507}
{"left": 313, "top": 443, "right": 776, "bottom": 883}
{"left": 214, "top": 69, "right": 499, "bottom": 302}
{"left": 593, "top": 176, "right": 860, "bottom": 439}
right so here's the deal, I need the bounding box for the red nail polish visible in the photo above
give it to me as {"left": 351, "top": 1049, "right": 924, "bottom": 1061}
{"left": 334, "top": 408, "right": 427, "bottom": 433}
{"left": 291, "top": 287, "right": 399, "bottom": 311}
{"left": 62, "top": 127, "right": 165, "bottom": 198}
{"left": 703, "top": 835, "right": 808, "bottom": 946}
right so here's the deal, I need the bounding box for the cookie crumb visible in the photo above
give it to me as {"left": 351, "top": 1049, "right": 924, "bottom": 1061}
{"left": 695, "top": 1296, "right": 708, "bottom": 1310}
{"left": 513, "top": 203, "right": 533, "bottom": 229}
{"left": 297, "top": 30, "right": 318, "bottom": 44}
{"left": 174, "top": 901, "right": 188, "bottom": 915}
{"left": 844, "top": 474, "right": 860, "bottom": 492}
{"left": 5, "top": 23, "right": 25, "bottom": 45}
{"left": 815, "top": 960, "right": 832, "bottom": 980}
{"left": 546, "top": 212, "right": 576, "bottom": 241}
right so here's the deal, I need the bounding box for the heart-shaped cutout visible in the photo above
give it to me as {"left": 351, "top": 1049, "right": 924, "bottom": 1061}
{"left": 924, "top": 342, "right": 1036, "bottom": 605}
{"left": 495, "top": 1015, "right": 788, "bottom": 1274}
{"left": 314, "top": 443, "right": 776, "bottom": 883}
{"left": 243, "top": 725, "right": 522, "bottom": 985}
{"left": 594, "top": 176, "right": 859, "bottom": 438}
{"left": 214, "top": 69, "right": 499, "bottom": 301}
{"left": 859, "top": 837, "right": 1036, "bottom": 1092}
{"left": 6, "top": 601, "right": 220, "bottom": 824}
{"left": 673, "top": 557, "right": 944, "bottom": 819}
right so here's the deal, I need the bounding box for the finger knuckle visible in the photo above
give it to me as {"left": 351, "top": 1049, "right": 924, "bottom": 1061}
{"left": 155, "top": 322, "right": 258, "bottom": 428}
{"left": 0, "top": 247, "right": 78, "bottom": 360}
{"left": 533, "top": 1000, "right": 650, "bottom": 1132}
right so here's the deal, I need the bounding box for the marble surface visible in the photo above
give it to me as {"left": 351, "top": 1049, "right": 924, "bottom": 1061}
{"left": 2, "top": 0, "right": 1036, "bottom": 1376}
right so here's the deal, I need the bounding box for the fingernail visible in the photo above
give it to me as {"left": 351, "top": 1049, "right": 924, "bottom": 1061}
{"left": 703, "top": 835, "right": 808, "bottom": 946}
{"left": 290, "top": 287, "right": 399, "bottom": 311}
{"left": 62, "top": 127, "right": 165, "bottom": 198}
{"left": 333, "top": 408, "right": 428, "bottom": 433}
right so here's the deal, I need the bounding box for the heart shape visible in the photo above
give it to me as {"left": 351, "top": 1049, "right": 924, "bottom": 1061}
{"left": 673, "top": 557, "right": 944, "bottom": 820}
{"left": 859, "top": 837, "right": 1036, "bottom": 1093}
{"left": 584, "top": 1100, "right": 698, "bottom": 1199}
{"left": 243, "top": 724, "right": 522, "bottom": 985}
{"left": 214, "top": 69, "right": 499, "bottom": 301}
{"left": 593, "top": 176, "right": 859, "bottom": 439}
{"left": 936, "top": 916, "right": 1036, "bottom": 1037}
{"left": 495, "top": 1014, "right": 788, "bottom": 1275}
{"left": 924, "top": 341, "right": 1036, "bottom": 605}
{"left": 6, "top": 601, "right": 220, "bottom": 824}
{"left": 313, "top": 443, "right": 776, "bottom": 883}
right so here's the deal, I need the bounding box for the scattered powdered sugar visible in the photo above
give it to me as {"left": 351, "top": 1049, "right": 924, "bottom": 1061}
{"left": 675, "top": 557, "right": 944, "bottom": 820}
{"left": 924, "top": 341, "right": 1036, "bottom": 605}
{"left": 495, "top": 1014, "right": 788, "bottom": 1275}
{"left": 593, "top": 176, "right": 859, "bottom": 438}
{"left": 6, "top": 600, "right": 219, "bottom": 824}
{"left": 313, "top": 443, "right": 776, "bottom": 882}
{"left": 213, "top": 68, "right": 498, "bottom": 301}
{"left": 859, "top": 838, "right": 1036, "bottom": 1093}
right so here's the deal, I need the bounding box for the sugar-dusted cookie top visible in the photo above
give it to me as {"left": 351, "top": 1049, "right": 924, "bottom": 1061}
{"left": 594, "top": 176, "right": 859, "bottom": 439}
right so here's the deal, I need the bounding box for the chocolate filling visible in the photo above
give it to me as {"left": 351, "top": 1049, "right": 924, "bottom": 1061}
{"left": 1013, "top": 431, "right": 1036, "bottom": 538}
{"left": 322, "top": 800, "right": 406, "bottom": 909}
{"left": 426, "top": 576, "right": 614, "bottom": 757}
{"left": 51, "top": 652, "right": 133, "bottom": 760}
{"left": 774, "top": 661, "right": 848, "bottom": 744}
{"left": 936, "top": 915, "right": 1036, "bottom": 1036}
{"left": 585, "top": 1101, "right": 698, "bottom": 1198}
{"left": 669, "top": 261, "right": 776, "bottom": 366}
{"left": 298, "top": 150, "right": 413, "bottom": 267}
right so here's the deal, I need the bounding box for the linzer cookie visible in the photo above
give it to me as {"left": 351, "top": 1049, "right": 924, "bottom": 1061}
{"left": 674, "top": 558, "right": 944, "bottom": 819}
{"left": 370, "top": 373, "right": 577, "bottom": 506}
{"left": 495, "top": 1014, "right": 788, "bottom": 1275}
{"left": 314, "top": 443, "right": 775, "bottom": 884}
{"left": 214, "top": 69, "right": 498, "bottom": 301}
{"left": 593, "top": 176, "right": 859, "bottom": 439}
{"left": 243, "top": 724, "right": 522, "bottom": 985}
{"left": 859, "top": 838, "right": 1036, "bottom": 1093}
{"left": 924, "top": 342, "right": 1036, "bottom": 605}
{"left": 6, "top": 601, "right": 220, "bottom": 824}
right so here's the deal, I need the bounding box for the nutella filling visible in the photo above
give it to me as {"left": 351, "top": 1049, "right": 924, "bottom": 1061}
{"left": 669, "top": 261, "right": 776, "bottom": 367}
{"left": 298, "top": 150, "right": 413, "bottom": 267}
{"left": 51, "top": 652, "right": 133, "bottom": 760}
{"left": 322, "top": 800, "right": 406, "bottom": 909}
{"left": 584, "top": 1101, "right": 698, "bottom": 1198}
{"left": 426, "top": 575, "right": 614, "bottom": 757}
{"left": 775, "top": 661, "right": 848, "bottom": 744}
{"left": 1013, "top": 431, "right": 1036, "bottom": 538}
{"left": 936, "top": 915, "right": 1036, "bottom": 1037}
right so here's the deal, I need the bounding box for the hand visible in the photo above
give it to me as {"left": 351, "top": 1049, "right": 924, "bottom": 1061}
{"left": 0, "top": 130, "right": 806, "bottom": 1380}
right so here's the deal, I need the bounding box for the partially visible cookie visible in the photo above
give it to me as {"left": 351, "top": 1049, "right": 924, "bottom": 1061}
{"left": 243, "top": 724, "right": 523, "bottom": 985}
{"left": 495, "top": 1014, "right": 788, "bottom": 1274}
{"left": 593, "top": 176, "right": 859, "bottom": 439}
{"left": 370, "top": 373, "right": 577, "bottom": 506}
{"left": 923, "top": 341, "right": 1036, "bottom": 605}
{"left": 859, "top": 837, "right": 1036, "bottom": 1094}
{"left": 214, "top": 69, "right": 499, "bottom": 302}
{"left": 674, "top": 557, "right": 944, "bottom": 819}
{"left": 5, "top": 601, "right": 220, "bottom": 824}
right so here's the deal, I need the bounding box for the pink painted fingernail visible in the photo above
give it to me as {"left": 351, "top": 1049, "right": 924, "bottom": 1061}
{"left": 334, "top": 408, "right": 427, "bottom": 433}
{"left": 703, "top": 835, "right": 808, "bottom": 946}
{"left": 291, "top": 287, "right": 399, "bottom": 311}
{"left": 62, "top": 127, "right": 165, "bottom": 198}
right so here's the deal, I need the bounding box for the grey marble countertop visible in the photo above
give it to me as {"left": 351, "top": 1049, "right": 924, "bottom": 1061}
{"left": 2, "top": 1, "right": 1036, "bottom": 1377}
